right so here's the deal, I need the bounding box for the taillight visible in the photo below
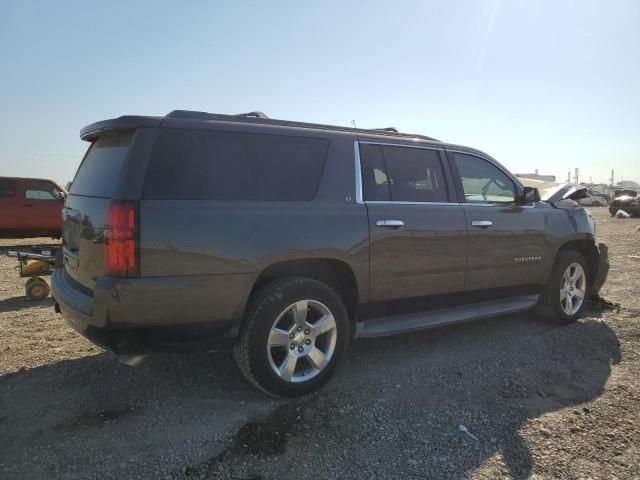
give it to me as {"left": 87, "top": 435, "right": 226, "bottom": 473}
{"left": 105, "top": 201, "right": 137, "bottom": 276}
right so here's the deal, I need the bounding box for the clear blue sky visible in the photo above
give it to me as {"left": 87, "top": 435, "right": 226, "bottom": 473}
{"left": 1, "top": 0, "right": 638, "bottom": 186}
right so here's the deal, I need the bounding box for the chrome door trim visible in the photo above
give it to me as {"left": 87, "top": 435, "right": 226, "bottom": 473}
{"left": 375, "top": 219, "right": 405, "bottom": 227}
{"left": 471, "top": 220, "right": 493, "bottom": 227}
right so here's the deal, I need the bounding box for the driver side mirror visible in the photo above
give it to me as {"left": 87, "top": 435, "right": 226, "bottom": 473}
{"left": 517, "top": 186, "right": 540, "bottom": 205}
{"left": 58, "top": 191, "right": 67, "bottom": 199}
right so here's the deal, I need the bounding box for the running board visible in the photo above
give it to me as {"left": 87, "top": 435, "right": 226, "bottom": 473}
{"left": 355, "top": 295, "right": 539, "bottom": 338}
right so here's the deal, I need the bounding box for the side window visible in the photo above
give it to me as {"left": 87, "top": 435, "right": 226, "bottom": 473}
{"left": 360, "top": 143, "right": 448, "bottom": 202}
{"left": 143, "top": 129, "right": 329, "bottom": 201}
{"left": 453, "top": 153, "right": 516, "bottom": 204}
{"left": 25, "top": 181, "right": 62, "bottom": 200}
{"left": 360, "top": 144, "right": 390, "bottom": 201}
{"left": 0, "top": 179, "right": 17, "bottom": 198}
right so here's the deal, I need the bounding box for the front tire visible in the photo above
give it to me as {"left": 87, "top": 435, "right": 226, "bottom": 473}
{"left": 234, "top": 277, "right": 349, "bottom": 397}
{"left": 536, "top": 250, "right": 589, "bottom": 324}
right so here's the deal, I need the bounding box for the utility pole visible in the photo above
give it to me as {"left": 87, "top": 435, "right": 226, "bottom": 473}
{"left": 609, "top": 169, "right": 615, "bottom": 197}
{"left": 567, "top": 171, "right": 571, "bottom": 183}
{"left": 574, "top": 168, "right": 580, "bottom": 185}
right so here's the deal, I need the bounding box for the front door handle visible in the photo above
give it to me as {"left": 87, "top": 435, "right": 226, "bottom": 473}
{"left": 471, "top": 220, "right": 493, "bottom": 228}
{"left": 376, "top": 219, "right": 405, "bottom": 228}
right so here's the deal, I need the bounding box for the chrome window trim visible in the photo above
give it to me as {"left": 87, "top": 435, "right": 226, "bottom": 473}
{"left": 354, "top": 141, "right": 364, "bottom": 204}
{"left": 462, "top": 202, "right": 537, "bottom": 209}
{"left": 359, "top": 140, "right": 444, "bottom": 152}
{"left": 366, "top": 201, "right": 462, "bottom": 206}
{"left": 353, "top": 140, "right": 454, "bottom": 206}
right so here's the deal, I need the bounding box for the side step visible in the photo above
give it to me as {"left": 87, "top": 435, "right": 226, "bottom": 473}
{"left": 355, "top": 295, "right": 539, "bottom": 338}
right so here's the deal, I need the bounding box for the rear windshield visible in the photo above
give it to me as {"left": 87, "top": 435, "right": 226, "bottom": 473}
{"left": 143, "top": 129, "right": 329, "bottom": 201}
{"left": 69, "top": 132, "right": 133, "bottom": 198}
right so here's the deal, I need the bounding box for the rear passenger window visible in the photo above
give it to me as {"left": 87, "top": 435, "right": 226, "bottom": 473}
{"left": 360, "top": 144, "right": 448, "bottom": 202}
{"left": 0, "top": 179, "right": 16, "bottom": 198}
{"left": 143, "top": 129, "right": 329, "bottom": 201}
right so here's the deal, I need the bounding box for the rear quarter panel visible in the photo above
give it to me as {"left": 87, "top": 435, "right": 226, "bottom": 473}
{"left": 138, "top": 132, "right": 370, "bottom": 317}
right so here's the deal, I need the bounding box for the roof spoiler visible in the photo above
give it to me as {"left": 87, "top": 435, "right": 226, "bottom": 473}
{"left": 80, "top": 116, "right": 162, "bottom": 141}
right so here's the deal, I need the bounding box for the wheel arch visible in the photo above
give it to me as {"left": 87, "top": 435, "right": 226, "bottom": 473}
{"left": 248, "top": 258, "right": 360, "bottom": 324}
{"left": 551, "top": 238, "right": 599, "bottom": 287}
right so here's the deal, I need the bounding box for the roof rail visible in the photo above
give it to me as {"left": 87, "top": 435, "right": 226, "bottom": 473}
{"left": 236, "top": 111, "right": 269, "bottom": 119}
{"left": 164, "top": 110, "right": 440, "bottom": 142}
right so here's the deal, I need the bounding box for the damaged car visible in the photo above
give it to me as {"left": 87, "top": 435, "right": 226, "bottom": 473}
{"left": 53, "top": 111, "right": 610, "bottom": 396}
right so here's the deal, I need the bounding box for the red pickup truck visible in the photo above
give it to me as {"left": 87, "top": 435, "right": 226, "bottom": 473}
{"left": 0, "top": 177, "right": 66, "bottom": 238}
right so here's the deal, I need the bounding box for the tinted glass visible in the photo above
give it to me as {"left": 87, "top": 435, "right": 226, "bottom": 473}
{"left": 143, "top": 129, "right": 329, "bottom": 201}
{"left": 360, "top": 144, "right": 447, "bottom": 202}
{"left": 454, "top": 153, "right": 516, "bottom": 203}
{"left": 25, "top": 180, "right": 61, "bottom": 200}
{"left": 0, "top": 179, "right": 16, "bottom": 198}
{"left": 360, "top": 144, "right": 390, "bottom": 201}
{"left": 70, "top": 132, "right": 133, "bottom": 198}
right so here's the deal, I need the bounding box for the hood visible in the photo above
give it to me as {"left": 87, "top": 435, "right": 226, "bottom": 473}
{"left": 518, "top": 178, "right": 587, "bottom": 203}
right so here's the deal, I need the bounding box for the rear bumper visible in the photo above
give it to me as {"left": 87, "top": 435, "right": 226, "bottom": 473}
{"left": 51, "top": 268, "right": 112, "bottom": 349}
{"left": 51, "top": 268, "right": 251, "bottom": 353}
{"left": 591, "top": 242, "right": 609, "bottom": 297}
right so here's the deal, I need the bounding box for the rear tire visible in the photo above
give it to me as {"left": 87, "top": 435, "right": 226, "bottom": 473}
{"left": 234, "top": 277, "right": 349, "bottom": 397}
{"left": 536, "top": 250, "right": 589, "bottom": 325}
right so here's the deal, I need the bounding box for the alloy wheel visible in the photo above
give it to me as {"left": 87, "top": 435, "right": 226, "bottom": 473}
{"left": 267, "top": 299, "right": 337, "bottom": 383}
{"left": 559, "top": 263, "right": 586, "bottom": 315}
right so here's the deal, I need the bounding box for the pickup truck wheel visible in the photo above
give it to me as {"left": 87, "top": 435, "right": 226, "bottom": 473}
{"left": 536, "top": 250, "right": 588, "bottom": 324}
{"left": 234, "top": 277, "right": 349, "bottom": 397}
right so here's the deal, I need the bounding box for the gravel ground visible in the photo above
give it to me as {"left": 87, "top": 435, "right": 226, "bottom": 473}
{"left": 1, "top": 207, "right": 639, "bottom": 479}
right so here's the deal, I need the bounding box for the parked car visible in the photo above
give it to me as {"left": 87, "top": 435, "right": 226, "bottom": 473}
{"left": 578, "top": 193, "right": 608, "bottom": 207}
{"left": 52, "top": 110, "right": 609, "bottom": 396}
{"left": 609, "top": 192, "right": 640, "bottom": 217}
{"left": 0, "top": 177, "right": 66, "bottom": 238}
{"left": 614, "top": 189, "right": 637, "bottom": 198}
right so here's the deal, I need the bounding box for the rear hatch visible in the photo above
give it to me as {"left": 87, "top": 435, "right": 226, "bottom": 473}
{"left": 62, "top": 131, "right": 136, "bottom": 291}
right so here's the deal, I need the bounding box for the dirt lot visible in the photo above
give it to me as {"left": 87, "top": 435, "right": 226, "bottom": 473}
{"left": 1, "top": 207, "right": 639, "bottom": 480}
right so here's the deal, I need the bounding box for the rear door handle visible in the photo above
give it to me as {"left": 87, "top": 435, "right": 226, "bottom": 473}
{"left": 376, "top": 220, "right": 405, "bottom": 228}
{"left": 471, "top": 220, "right": 493, "bottom": 228}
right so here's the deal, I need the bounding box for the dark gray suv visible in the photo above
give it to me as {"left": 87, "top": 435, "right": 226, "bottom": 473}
{"left": 52, "top": 110, "right": 609, "bottom": 396}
